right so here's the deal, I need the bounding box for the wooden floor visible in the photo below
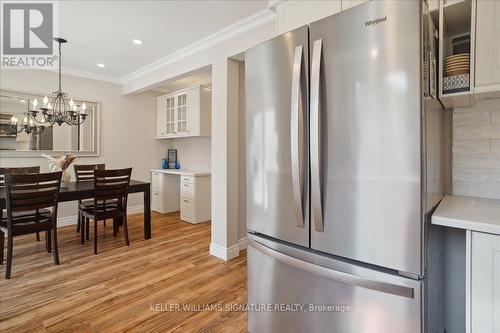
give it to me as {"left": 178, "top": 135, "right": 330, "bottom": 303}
{"left": 0, "top": 212, "right": 247, "bottom": 333}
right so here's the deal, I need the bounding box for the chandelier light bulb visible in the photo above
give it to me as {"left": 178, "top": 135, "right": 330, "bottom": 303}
{"left": 69, "top": 99, "right": 74, "bottom": 107}
{"left": 23, "top": 116, "right": 28, "bottom": 124}
{"left": 43, "top": 96, "right": 48, "bottom": 105}
{"left": 72, "top": 104, "right": 77, "bottom": 112}
{"left": 81, "top": 102, "right": 86, "bottom": 113}
{"left": 48, "top": 102, "right": 52, "bottom": 109}
{"left": 33, "top": 99, "right": 38, "bottom": 108}
{"left": 11, "top": 116, "right": 17, "bottom": 125}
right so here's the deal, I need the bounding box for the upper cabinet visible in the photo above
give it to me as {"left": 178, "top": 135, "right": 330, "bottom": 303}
{"left": 434, "top": 0, "right": 500, "bottom": 107}
{"left": 438, "top": 0, "right": 476, "bottom": 108}
{"left": 474, "top": 0, "right": 500, "bottom": 96}
{"left": 156, "top": 85, "right": 211, "bottom": 139}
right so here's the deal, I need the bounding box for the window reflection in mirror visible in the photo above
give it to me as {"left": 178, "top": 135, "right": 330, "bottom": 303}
{"left": 0, "top": 91, "right": 97, "bottom": 154}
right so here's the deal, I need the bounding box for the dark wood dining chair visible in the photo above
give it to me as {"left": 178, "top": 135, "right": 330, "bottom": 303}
{"left": 74, "top": 164, "right": 105, "bottom": 241}
{"left": 79, "top": 168, "right": 132, "bottom": 255}
{"left": 0, "top": 171, "right": 62, "bottom": 279}
{"left": 0, "top": 166, "right": 42, "bottom": 242}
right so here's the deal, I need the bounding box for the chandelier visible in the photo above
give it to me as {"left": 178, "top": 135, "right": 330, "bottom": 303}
{"left": 10, "top": 38, "right": 87, "bottom": 135}
{"left": 9, "top": 103, "right": 46, "bottom": 136}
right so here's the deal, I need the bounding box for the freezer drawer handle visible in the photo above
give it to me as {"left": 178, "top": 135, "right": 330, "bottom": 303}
{"left": 291, "top": 45, "right": 305, "bottom": 228}
{"left": 310, "top": 39, "right": 324, "bottom": 232}
{"left": 248, "top": 239, "right": 414, "bottom": 299}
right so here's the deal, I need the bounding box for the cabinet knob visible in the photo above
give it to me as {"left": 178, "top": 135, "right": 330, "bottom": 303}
{"left": 184, "top": 200, "right": 189, "bottom": 203}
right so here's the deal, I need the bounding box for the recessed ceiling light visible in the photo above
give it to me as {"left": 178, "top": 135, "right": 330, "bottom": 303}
{"left": 97, "top": 63, "right": 106, "bottom": 68}
{"left": 133, "top": 39, "right": 144, "bottom": 45}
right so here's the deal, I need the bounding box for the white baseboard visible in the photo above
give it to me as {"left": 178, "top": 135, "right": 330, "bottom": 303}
{"left": 209, "top": 242, "right": 240, "bottom": 261}
{"left": 238, "top": 237, "right": 247, "bottom": 251}
{"left": 56, "top": 204, "right": 144, "bottom": 227}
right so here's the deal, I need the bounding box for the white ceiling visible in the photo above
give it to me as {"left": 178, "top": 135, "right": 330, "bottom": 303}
{"left": 56, "top": 1, "right": 268, "bottom": 82}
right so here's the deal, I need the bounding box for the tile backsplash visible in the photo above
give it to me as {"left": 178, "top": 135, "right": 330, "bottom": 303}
{"left": 452, "top": 99, "right": 500, "bottom": 199}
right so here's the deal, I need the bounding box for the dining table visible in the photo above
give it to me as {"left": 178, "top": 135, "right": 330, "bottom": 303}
{"left": 0, "top": 180, "right": 152, "bottom": 239}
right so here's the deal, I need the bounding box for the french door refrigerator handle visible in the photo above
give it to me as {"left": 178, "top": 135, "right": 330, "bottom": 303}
{"left": 310, "top": 39, "right": 324, "bottom": 232}
{"left": 248, "top": 239, "right": 414, "bottom": 299}
{"left": 291, "top": 45, "right": 305, "bottom": 228}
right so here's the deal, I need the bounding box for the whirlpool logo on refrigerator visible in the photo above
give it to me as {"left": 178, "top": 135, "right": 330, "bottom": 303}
{"left": 365, "top": 16, "right": 387, "bottom": 27}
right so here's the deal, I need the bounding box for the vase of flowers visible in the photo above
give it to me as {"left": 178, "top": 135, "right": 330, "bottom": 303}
{"left": 42, "top": 153, "right": 77, "bottom": 187}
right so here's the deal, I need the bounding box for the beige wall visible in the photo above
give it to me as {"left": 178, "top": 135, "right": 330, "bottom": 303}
{"left": 0, "top": 69, "right": 167, "bottom": 220}
{"left": 452, "top": 98, "right": 500, "bottom": 199}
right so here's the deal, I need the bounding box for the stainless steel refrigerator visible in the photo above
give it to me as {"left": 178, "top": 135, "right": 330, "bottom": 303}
{"left": 245, "top": 1, "right": 445, "bottom": 332}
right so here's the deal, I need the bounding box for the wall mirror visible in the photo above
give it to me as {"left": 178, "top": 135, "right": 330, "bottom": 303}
{"left": 0, "top": 90, "right": 99, "bottom": 157}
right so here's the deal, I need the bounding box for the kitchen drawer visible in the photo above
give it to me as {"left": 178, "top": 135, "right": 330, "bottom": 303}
{"left": 152, "top": 191, "right": 163, "bottom": 212}
{"left": 152, "top": 172, "right": 163, "bottom": 192}
{"left": 181, "top": 198, "right": 194, "bottom": 222}
{"left": 181, "top": 181, "right": 194, "bottom": 198}
{"left": 181, "top": 175, "right": 194, "bottom": 184}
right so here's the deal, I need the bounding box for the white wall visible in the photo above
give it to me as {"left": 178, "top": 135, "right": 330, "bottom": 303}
{"left": 452, "top": 98, "right": 500, "bottom": 199}
{"left": 238, "top": 61, "right": 246, "bottom": 241}
{"left": 166, "top": 136, "right": 211, "bottom": 170}
{"left": 0, "top": 69, "right": 167, "bottom": 220}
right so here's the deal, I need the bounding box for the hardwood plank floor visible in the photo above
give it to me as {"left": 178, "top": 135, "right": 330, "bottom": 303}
{"left": 0, "top": 212, "right": 247, "bottom": 333}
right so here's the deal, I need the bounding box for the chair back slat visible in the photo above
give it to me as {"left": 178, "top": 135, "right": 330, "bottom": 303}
{"left": 10, "top": 196, "right": 58, "bottom": 210}
{"left": 74, "top": 164, "right": 105, "bottom": 183}
{"left": 5, "top": 172, "right": 62, "bottom": 214}
{"left": 0, "top": 166, "right": 40, "bottom": 187}
{"left": 94, "top": 168, "right": 132, "bottom": 204}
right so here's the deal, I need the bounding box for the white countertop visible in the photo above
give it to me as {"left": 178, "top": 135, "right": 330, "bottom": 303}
{"left": 151, "top": 169, "right": 211, "bottom": 176}
{"left": 432, "top": 195, "right": 500, "bottom": 235}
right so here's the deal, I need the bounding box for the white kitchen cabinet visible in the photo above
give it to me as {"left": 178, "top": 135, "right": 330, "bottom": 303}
{"left": 275, "top": 0, "right": 341, "bottom": 35}
{"left": 432, "top": 195, "right": 500, "bottom": 333}
{"left": 474, "top": 0, "right": 500, "bottom": 96}
{"left": 156, "top": 96, "right": 167, "bottom": 138}
{"left": 471, "top": 231, "right": 500, "bottom": 333}
{"left": 151, "top": 170, "right": 211, "bottom": 224}
{"left": 180, "top": 175, "right": 211, "bottom": 224}
{"left": 151, "top": 171, "right": 180, "bottom": 213}
{"left": 437, "top": 0, "right": 477, "bottom": 108}
{"left": 156, "top": 85, "right": 211, "bottom": 139}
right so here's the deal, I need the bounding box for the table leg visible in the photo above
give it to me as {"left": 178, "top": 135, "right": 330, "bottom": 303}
{"left": 144, "top": 185, "right": 151, "bottom": 239}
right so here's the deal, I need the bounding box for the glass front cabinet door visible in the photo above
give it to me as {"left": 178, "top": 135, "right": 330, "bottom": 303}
{"left": 166, "top": 96, "right": 176, "bottom": 135}
{"left": 176, "top": 93, "right": 188, "bottom": 134}
{"left": 155, "top": 85, "right": 211, "bottom": 139}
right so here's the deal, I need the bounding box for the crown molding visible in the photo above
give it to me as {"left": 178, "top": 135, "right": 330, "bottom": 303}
{"left": 120, "top": 8, "right": 275, "bottom": 85}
